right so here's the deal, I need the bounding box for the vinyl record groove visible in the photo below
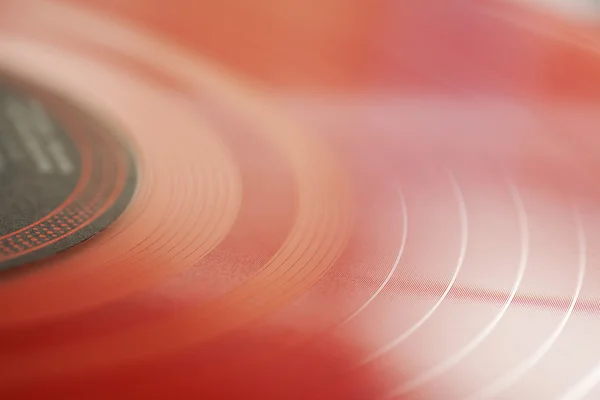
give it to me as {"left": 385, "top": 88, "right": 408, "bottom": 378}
{"left": 2, "top": 0, "right": 600, "bottom": 399}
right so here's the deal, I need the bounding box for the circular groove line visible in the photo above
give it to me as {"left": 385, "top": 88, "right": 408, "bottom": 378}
{"left": 0, "top": 91, "right": 95, "bottom": 242}
{"left": 359, "top": 169, "right": 468, "bottom": 366}
{"left": 385, "top": 181, "right": 530, "bottom": 399}
{"left": 0, "top": 46, "right": 239, "bottom": 302}
{"left": 39, "top": 3, "right": 600, "bottom": 396}
{"left": 0, "top": 0, "right": 354, "bottom": 379}
{"left": 0, "top": 51, "right": 243, "bottom": 325}
{"left": 464, "top": 205, "right": 587, "bottom": 400}
{"left": 273, "top": 184, "right": 407, "bottom": 361}
{"left": 559, "top": 309, "right": 600, "bottom": 399}
{"left": 23, "top": 0, "right": 354, "bottom": 312}
{"left": 8, "top": 2, "right": 600, "bottom": 396}
{"left": 336, "top": 186, "right": 408, "bottom": 327}
{"left": 0, "top": 85, "right": 127, "bottom": 265}
{"left": 1, "top": 125, "right": 126, "bottom": 262}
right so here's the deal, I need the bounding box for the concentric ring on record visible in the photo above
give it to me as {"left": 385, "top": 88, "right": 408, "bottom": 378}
{"left": 0, "top": 0, "right": 354, "bottom": 383}
{"left": 0, "top": 45, "right": 245, "bottom": 327}
{"left": 0, "top": 72, "right": 136, "bottom": 272}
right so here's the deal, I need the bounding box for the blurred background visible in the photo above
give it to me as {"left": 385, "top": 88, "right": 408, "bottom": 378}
{"left": 59, "top": 0, "right": 600, "bottom": 99}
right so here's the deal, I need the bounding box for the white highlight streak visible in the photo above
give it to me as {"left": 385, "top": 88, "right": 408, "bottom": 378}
{"left": 339, "top": 188, "right": 408, "bottom": 325}
{"left": 360, "top": 170, "right": 468, "bottom": 365}
{"left": 465, "top": 207, "right": 587, "bottom": 400}
{"left": 386, "top": 182, "right": 530, "bottom": 398}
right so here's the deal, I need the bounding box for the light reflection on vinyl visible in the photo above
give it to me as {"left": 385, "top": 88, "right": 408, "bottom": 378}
{"left": 1, "top": 0, "right": 600, "bottom": 399}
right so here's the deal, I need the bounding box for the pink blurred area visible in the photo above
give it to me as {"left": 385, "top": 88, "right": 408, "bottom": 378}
{"left": 57, "top": 0, "right": 600, "bottom": 99}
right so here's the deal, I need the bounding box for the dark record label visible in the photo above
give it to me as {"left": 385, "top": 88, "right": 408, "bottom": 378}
{"left": 0, "top": 75, "right": 137, "bottom": 271}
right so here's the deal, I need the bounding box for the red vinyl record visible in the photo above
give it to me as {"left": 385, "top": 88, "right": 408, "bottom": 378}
{"left": 2, "top": 0, "right": 600, "bottom": 399}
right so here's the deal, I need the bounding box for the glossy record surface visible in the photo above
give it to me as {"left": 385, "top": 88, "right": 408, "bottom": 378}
{"left": 1, "top": 0, "right": 600, "bottom": 398}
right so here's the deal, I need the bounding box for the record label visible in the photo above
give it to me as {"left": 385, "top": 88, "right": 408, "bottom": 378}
{"left": 0, "top": 75, "right": 137, "bottom": 271}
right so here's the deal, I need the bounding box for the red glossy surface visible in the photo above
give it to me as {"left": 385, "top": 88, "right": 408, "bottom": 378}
{"left": 1, "top": 0, "right": 600, "bottom": 398}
